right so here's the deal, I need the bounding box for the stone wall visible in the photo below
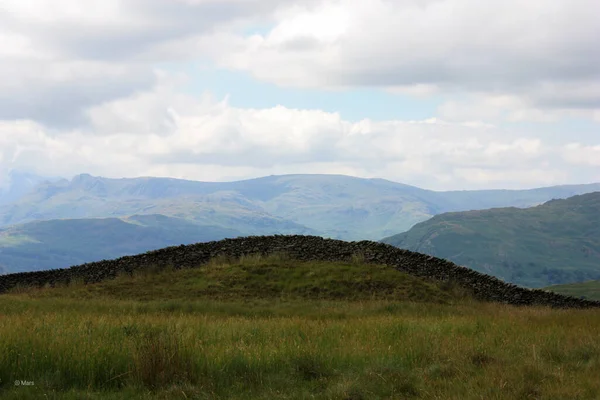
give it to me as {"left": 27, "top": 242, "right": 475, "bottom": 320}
{"left": 0, "top": 235, "right": 598, "bottom": 308}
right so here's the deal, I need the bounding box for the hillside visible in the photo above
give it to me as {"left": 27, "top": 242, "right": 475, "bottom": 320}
{"left": 17, "top": 254, "right": 464, "bottom": 304}
{"left": 2, "top": 240, "right": 600, "bottom": 399}
{"left": 1, "top": 235, "right": 597, "bottom": 308}
{"left": 0, "top": 215, "right": 241, "bottom": 273}
{"left": 2, "top": 172, "right": 600, "bottom": 244}
{"left": 545, "top": 280, "right": 600, "bottom": 301}
{"left": 382, "top": 192, "right": 600, "bottom": 288}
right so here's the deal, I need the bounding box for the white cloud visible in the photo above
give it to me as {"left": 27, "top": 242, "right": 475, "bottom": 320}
{"left": 0, "top": 0, "right": 309, "bottom": 127}
{"left": 563, "top": 143, "right": 600, "bottom": 167}
{"left": 1, "top": 0, "right": 600, "bottom": 126}
{"left": 1, "top": 85, "right": 598, "bottom": 190}
{"left": 0, "top": 0, "right": 598, "bottom": 190}
{"left": 207, "top": 0, "right": 600, "bottom": 120}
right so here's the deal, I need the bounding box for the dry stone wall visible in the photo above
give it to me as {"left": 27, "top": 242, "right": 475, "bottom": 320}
{"left": 0, "top": 235, "right": 598, "bottom": 308}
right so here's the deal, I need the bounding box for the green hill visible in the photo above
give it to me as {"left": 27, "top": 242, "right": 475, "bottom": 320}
{"left": 381, "top": 192, "right": 600, "bottom": 288}
{"left": 0, "top": 215, "right": 241, "bottom": 273}
{"left": 18, "top": 254, "right": 465, "bottom": 304}
{"left": 545, "top": 280, "right": 600, "bottom": 301}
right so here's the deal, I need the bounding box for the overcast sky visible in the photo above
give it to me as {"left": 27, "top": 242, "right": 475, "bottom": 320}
{"left": 1, "top": 0, "right": 599, "bottom": 190}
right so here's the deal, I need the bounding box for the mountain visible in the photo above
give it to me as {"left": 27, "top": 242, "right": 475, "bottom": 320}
{"left": 2, "top": 173, "right": 600, "bottom": 241}
{"left": 0, "top": 170, "right": 62, "bottom": 205}
{"left": 381, "top": 192, "right": 600, "bottom": 288}
{"left": 0, "top": 215, "right": 242, "bottom": 274}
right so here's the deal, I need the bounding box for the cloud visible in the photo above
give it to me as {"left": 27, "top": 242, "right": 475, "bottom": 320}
{"left": 0, "top": 0, "right": 598, "bottom": 190}
{"left": 0, "top": 0, "right": 298, "bottom": 61}
{"left": 2, "top": 0, "right": 599, "bottom": 127}
{"left": 1, "top": 85, "right": 598, "bottom": 190}
{"left": 207, "top": 0, "right": 600, "bottom": 120}
{"left": 0, "top": 0, "right": 310, "bottom": 128}
{"left": 563, "top": 143, "right": 600, "bottom": 167}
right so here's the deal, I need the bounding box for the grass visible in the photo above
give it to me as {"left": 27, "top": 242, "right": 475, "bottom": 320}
{"left": 16, "top": 253, "right": 467, "bottom": 304}
{"left": 545, "top": 280, "right": 600, "bottom": 301}
{"left": 1, "top": 254, "right": 600, "bottom": 399}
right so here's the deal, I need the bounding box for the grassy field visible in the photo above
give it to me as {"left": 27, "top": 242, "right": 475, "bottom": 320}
{"left": 545, "top": 280, "right": 600, "bottom": 301}
{"left": 1, "top": 255, "right": 600, "bottom": 399}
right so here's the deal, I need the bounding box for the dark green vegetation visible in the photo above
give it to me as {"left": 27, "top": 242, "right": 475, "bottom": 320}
{"left": 382, "top": 192, "right": 600, "bottom": 288}
{"left": 2, "top": 255, "right": 600, "bottom": 399}
{"left": 545, "top": 280, "right": 600, "bottom": 301}
{"left": 0, "top": 215, "right": 240, "bottom": 273}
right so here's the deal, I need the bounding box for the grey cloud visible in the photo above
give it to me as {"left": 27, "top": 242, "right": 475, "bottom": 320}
{"left": 0, "top": 0, "right": 304, "bottom": 62}
{"left": 0, "top": 0, "right": 318, "bottom": 128}
{"left": 219, "top": 0, "right": 600, "bottom": 114}
{"left": 0, "top": 61, "right": 155, "bottom": 129}
{"left": 281, "top": 36, "right": 321, "bottom": 51}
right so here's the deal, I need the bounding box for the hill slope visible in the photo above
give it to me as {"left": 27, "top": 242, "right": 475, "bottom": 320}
{"left": 0, "top": 215, "right": 241, "bottom": 273}
{"left": 381, "top": 192, "right": 600, "bottom": 288}
{"left": 2, "top": 173, "right": 600, "bottom": 242}
{"left": 19, "top": 254, "right": 463, "bottom": 304}
{"left": 1, "top": 235, "right": 597, "bottom": 308}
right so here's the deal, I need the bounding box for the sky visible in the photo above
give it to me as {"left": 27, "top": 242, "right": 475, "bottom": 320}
{"left": 0, "top": 0, "right": 599, "bottom": 191}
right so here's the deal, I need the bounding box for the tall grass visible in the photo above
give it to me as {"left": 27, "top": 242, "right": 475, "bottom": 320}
{"left": 1, "top": 298, "right": 599, "bottom": 399}
{"left": 0, "top": 257, "right": 599, "bottom": 399}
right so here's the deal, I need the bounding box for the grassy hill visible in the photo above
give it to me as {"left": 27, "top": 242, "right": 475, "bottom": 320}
{"left": 545, "top": 280, "right": 600, "bottom": 301}
{"left": 0, "top": 215, "right": 241, "bottom": 273}
{"left": 1, "top": 254, "right": 600, "bottom": 399}
{"left": 382, "top": 192, "right": 600, "bottom": 288}
{"left": 16, "top": 253, "right": 465, "bottom": 304}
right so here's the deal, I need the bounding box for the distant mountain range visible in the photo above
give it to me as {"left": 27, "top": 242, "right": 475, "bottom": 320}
{"left": 382, "top": 192, "right": 600, "bottom": 288}
{"left": 1, "top": 171, "right": 600, "bottom": 275}
{"left": 3, "top": 172, "right": 600, "bottom": 240}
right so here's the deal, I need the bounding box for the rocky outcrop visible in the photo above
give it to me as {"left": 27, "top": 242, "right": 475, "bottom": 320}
{"left": 0, "top": 235, "right": 598, "bottom": 308}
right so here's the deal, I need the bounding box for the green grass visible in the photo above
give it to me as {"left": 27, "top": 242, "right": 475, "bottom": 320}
{"left": 18, "top": 253, "right": 466, "bottom": 304}
{"left": 1, "top": 255, "right": 600, "bottom": 399}
{"left": 545, "top": 280, "right": 600, "bottom": 301}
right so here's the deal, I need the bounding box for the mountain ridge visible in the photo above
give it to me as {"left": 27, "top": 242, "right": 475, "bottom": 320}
{"left": 3, "top": 172, "right": 600, "bottom": 242}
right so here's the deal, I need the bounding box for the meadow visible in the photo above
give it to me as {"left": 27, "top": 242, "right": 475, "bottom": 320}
{"left": 1, "top": 255, "right": 599, "bottom": 399}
